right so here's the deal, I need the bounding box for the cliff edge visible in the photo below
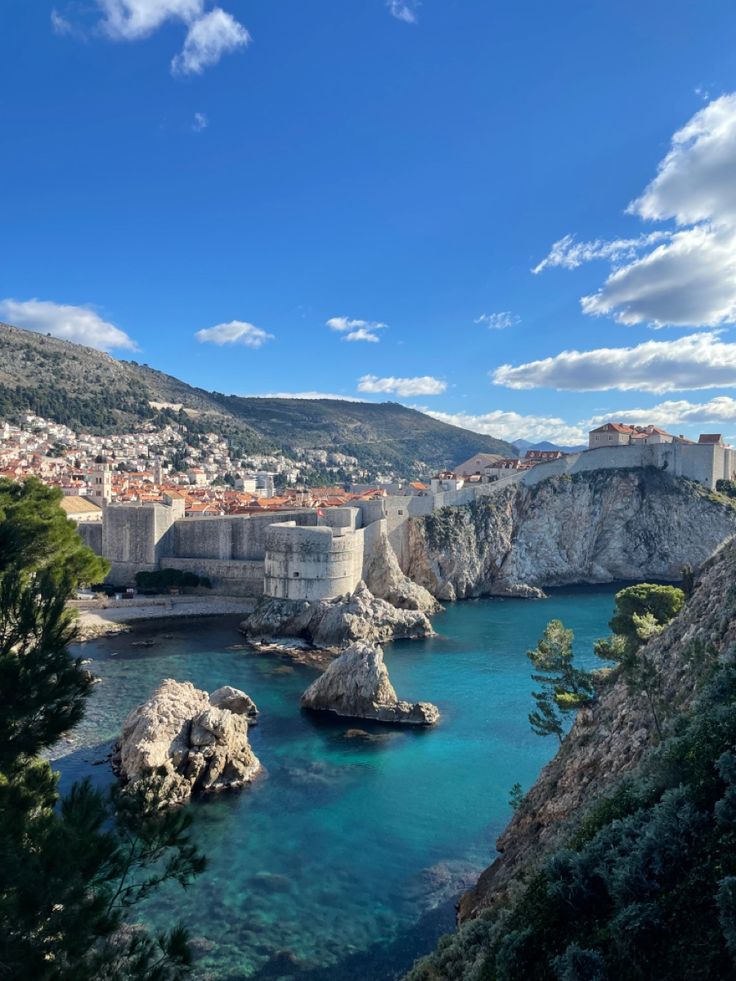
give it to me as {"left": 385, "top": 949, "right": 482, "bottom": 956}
{"left": 404, "top": 468, "right": 736, "bottom": 599}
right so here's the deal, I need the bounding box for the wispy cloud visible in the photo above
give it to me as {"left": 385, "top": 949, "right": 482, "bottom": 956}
{"left": 493, "top": 332, "right": 736, "bottom": 394}
{"left": 54, "top": 0, "right": 249, "bottom": 76}
{"left": 0, "top": 298, "right": 138, "bottom": 352}
{"left": 532, "top": 232, "right": 672, "bottom": 274}
{"left": 535, "top": 93, "right": 736, "bottom": 328}
{"left": 195, "top": 320, "right": 273, "bottom": 348}
{"left": 358, "top": 374, "right": 446, "bottom": 397}
{"left": 192, "top": 111, "right": 208, "bottom": 132}
{"left": 474, "top": 311, "right": 519, "bottom": 330}
{"left": 327, "top": 316, "right": 387, "bottom": 343}
{"left": 171, "top": 8, "right": 249, "bottom": 76}
{"left": 386, "top": 0, "right": 419, "bottom": 23}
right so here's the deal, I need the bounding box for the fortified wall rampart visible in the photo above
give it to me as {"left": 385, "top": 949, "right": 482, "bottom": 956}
{"left": 264, "top": 512, "right": 364, "bottom": 601}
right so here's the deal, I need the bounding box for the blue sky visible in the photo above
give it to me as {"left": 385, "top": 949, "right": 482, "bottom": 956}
{"left": 4, "top": 0, "right": 736, "bottom": 444}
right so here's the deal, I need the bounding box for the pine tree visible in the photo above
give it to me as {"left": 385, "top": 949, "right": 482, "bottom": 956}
{"left": 0, "top": 478, "right": 205, "bottom": 979}
{"left": 527, "top": 620, "right": 595, "bottom": 742}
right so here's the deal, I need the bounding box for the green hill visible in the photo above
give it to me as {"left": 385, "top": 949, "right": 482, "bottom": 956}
{"left": 0, "top": 323, "right": 515, "bottom": 476}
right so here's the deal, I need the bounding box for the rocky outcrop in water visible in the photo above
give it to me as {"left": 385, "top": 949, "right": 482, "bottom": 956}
{"left": 115, "top": 679, "right": 261, "bottom": 804}
{"left": 240, "top": 581, "right": 434, "bottom": 650}
{"left": 300, "top": 641, "right": 440, "bottom": 725}
{"left": 405, "top": 468, "right": 736, "bottom": 599}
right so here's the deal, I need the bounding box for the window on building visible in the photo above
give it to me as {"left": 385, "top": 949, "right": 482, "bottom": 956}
{"left": 293, "top": 571, "right": 300, "bottom": 577}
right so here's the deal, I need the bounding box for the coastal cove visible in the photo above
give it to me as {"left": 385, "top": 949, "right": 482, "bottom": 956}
{"left": 56, "top": 587, "right": 620, "bottom": 980}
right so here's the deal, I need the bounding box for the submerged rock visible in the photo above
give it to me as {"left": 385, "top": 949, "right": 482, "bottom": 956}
{"left": 115, "top": 679, "right": 261, "bottom": 804}
{"left": 241, "top": 581, "right": 434, "bottom": 651}
{"left": 300, "top": 642, "right": 440, "bottom": 726}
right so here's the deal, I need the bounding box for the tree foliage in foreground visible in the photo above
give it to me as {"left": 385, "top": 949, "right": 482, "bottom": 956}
{"left": 0, "top": 478, "right": 205, "bottom": 979}
{"left": 527, "top": 620, "right": 595, "bottom": 742}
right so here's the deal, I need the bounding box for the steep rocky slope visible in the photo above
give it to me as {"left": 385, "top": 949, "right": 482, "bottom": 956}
{"left": 406, "top": 530, "right": 736, "bottom": 980}
{"left": 0, "top": 322, "right": 514, "bottom": 474}
{"left": 405, "top": 468, "right": 736, "bottom": 599}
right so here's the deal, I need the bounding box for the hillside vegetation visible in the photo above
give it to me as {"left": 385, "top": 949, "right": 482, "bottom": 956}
{"left": 0, "top": 323, "right": 513, "bottom": 476}
{"left": 407, "top": 533, "right": 736, "bottom": 980}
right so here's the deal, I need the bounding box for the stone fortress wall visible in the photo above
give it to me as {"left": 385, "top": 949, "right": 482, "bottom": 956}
{"left": 264, "top": 509, "right": 364, "bottom": 601}
{"left": 78, "top": 439, "right": 736, "bottom": 599}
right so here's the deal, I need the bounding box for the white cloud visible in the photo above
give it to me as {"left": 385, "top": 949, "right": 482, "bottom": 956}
{"left": 51, "top": 9, "right": 76, "bottom": 36}
{"left": 493, "top": 332, "right": 736, "bottom": 394}
{"left": 581, "top": 225, "right": 736, "bottom": 328}
{"left": 358, "top": 374, "right": 447, "bottom": 397}
{"left": 474, "top": 311, "right": 519, "bottom": 330}
{"left": 628, "top": 94, "right": 736, "bottom": 225}
{"left": 192, "top": 111, "right": 208, "bottom": 132}
{"left": 535, "top": 94, "right": 736, "bottom": 328}
{"left": 0, "top": 298, "right": 138, "bottom": 352}
{"left": 532, "top": 232, "right": 672, "bottom": 274}
{"left": 56, "top": 1, "right": 249, "bottom": 74}
{"left": 171, "top": 7, "right": 249, "bottom": 76}
{"left": 387, "top": 0, "right": 419, "bottom": 23}
{"left": 587, "top": 396, "right": 736, "bottom": 430}
{"left": 195, "top": 320, "right": 273, "bottom": 348}
{"left": 327, "top": 316, "right": 387, "bottom": 343}
{"left": 424, "top": 408, "right": 587, "bottom": 445}
{"left": 97, "top": 0, "right": 203, "bottom": 40}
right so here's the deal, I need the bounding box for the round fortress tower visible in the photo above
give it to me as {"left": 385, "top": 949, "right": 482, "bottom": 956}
{"left": 264, "top": 521, "right": 364, "bottom": 601}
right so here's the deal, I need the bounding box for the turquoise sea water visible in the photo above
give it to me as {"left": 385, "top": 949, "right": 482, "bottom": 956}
{"left": 56, "top": 587, "right": 619, "bottom": 980}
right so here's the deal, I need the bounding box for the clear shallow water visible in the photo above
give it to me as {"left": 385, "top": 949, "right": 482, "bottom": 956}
{"left": 56, "top": 587, "right": 618, "bottom": 980}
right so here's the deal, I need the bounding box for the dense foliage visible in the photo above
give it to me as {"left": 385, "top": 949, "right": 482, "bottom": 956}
{"left": 0, "top": 479, "right": 205, "bottom": 979}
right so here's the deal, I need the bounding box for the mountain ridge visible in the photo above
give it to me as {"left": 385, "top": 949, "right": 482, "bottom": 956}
{"left": 0, "top": 323, "right": 515, "bottom": 477}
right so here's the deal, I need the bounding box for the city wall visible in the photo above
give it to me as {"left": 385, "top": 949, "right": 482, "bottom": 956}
{"left": 79, "top": 441, "right": 736, "bottom": 597}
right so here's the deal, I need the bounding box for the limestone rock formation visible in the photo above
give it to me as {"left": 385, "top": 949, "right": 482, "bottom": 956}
{"left": 241, "top": 581, "right": 434, "bottom": 650}
{"left": 405, "top": 468, "right": 736, "bottom": 599}
{"left": 209, "top": 685, "right": 259, "bottom": 722}
{"left": 115, "top": 679, "right": 261, "bottom": 804}
{"left": 362, "top": 532, "right": 442, "bottom": 613}
{"left": 300, "top": 642, "right": 440, "bottom": 725}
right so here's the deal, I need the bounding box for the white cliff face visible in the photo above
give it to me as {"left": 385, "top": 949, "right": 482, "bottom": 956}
{"left": 115, "top": 679, "right": 261, "bottom": 804}
{"left": 362, "top": 532, "right": 442, "bottom": 614}
{"left": 405, "top": 470, "right": 736, "bottom": 599}
{"left": 300, "top": 642, "right": 440, "bottom": 725}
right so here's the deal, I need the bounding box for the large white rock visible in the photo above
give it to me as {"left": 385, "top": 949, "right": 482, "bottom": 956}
{"left": 116, "top": 679, "right": 261, "bottom": 804}
{"left": 300, "top": 642, "right": 440, "bottom": 725}
{"left": 241, "top": 581, "right": 434, "bottom": 650}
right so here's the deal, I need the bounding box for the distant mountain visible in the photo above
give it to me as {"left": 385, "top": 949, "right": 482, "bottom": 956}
{"left": 513, "top": 438, "right": 587, "bottom": 454}
{"left": 0, "top": 323, "right": 515, "bottom": 477}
